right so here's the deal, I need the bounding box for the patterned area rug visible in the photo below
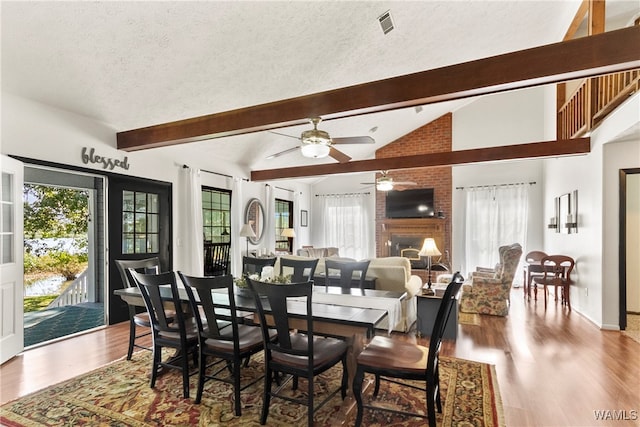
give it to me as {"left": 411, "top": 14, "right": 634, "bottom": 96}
{"left": 1, "top": 350, "right": 504, "bottom": 426}
{"left": 623, "top": 314, "right": 640, "bottom": 345}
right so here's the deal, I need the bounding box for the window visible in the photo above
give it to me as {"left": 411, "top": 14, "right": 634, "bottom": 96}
{"left": 275, "top": 198, "right": 293, "bottom": 253}
{"left": 122, "top": 190, "right": 159, "bottom": 254}
{"left": 202, "top": 187, "right": 231, "bottom": 243}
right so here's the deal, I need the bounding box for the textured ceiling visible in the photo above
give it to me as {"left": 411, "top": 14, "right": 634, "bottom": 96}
{"left": 2, "top": 1, "right": 638, "bottom": 175}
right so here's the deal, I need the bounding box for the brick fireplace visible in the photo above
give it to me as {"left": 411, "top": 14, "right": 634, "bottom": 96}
{"left": 374, "top": 113, "right": 453, "bottom": 278}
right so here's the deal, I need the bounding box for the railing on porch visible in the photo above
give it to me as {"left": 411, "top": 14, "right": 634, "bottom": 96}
{"left": 47, "top": 269, "right": 88, "bottom": 308}
{"left": 558, "top": 69, "right": 640, "bottom": 139}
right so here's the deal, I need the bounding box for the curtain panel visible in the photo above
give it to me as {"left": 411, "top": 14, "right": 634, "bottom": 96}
{"left": 319, "top": 193, "right": 373, "bottom": 260}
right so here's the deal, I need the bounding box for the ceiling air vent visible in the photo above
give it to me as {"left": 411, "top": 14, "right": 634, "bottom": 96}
{"left": 378, "top": 11, "right": 394, "bottom": 35}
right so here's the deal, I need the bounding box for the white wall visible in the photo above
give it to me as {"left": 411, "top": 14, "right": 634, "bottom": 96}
{"left": 451, "top": 87, "right": 547, "bottom": 277}
{"left": 1, "top": 93, "right": 313, "bottom": 275}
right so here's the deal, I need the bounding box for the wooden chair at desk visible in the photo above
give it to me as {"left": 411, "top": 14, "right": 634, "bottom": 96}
{"left": 523, "top": 250, "right": 548, "bottom": 300}
{"left": 532, "top": 255, "right": 575, "bottom": 311}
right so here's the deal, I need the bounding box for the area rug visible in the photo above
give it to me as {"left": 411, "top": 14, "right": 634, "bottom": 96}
{"left": 458, "top": 312, "right": 481, "bottom": 326}
{"left": 0, "top": 349, "right": 504, "bottom": 426}
{"left": 623, "top": 314, "right": 640, "bottom": 345}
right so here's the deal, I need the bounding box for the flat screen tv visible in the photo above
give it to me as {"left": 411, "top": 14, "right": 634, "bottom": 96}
{"left": 385, "top": 188, "right": 435, "bottom": 218}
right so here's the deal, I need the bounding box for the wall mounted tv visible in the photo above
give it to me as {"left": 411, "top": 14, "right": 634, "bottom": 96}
{"left": 385, "top": 188, "right": 435, "bottom": 218}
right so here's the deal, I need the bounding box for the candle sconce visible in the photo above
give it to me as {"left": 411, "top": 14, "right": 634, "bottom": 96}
{"left": 556, "top": 190, "right": 578, "bottom": 234}
{"left": 547, "top": 216, "right": 558, "bottom": 230}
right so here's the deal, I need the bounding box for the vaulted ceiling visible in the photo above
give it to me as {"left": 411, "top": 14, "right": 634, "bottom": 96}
{"left": 2, "top": 1, "right": 638, "bottom": 179}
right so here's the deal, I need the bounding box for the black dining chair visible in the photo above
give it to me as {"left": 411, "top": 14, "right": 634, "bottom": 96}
{"left": 278, "top": 257, "right": 319, "bottom": 282}
{"left": 247, "top": 278, "right": 349, "bottom": 427}
{"left": 352, "top": 272, "right": 464, "bottom": 427}
{"left": 129, "top": 270, "right": 199, "bottom": 398}
{"left": 178, "top": 273, "right": 276, "bottom": 414}
{"left": 115, "top": 257, "right": 165, "bottom": 360}
{"left": 242, "top": 256, "right": 277, "bottom": 276}
{"left": 324, "top": 259, "right": 371, "bottom": 290}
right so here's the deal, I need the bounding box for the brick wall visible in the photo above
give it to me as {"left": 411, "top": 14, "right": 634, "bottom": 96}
{"left": 375, "top": 113, "right": 452, "bottom": 265}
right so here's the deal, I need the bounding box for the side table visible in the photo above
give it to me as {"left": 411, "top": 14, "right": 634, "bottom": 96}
{"left": 416, "top": 286, "right": 459, "bottom": 340}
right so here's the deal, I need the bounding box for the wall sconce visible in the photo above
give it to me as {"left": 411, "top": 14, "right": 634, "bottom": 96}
{"left": 565, "top": 213, "right": 578, "bottom": 233}
{"left": 547, "top": 216, "right": 558, "bottom": 229}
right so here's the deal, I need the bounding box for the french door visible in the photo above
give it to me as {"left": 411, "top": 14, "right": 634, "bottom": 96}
{"left": 1, "top": 155, "right": 24, "bottom": 364}
{"left": 108, "top": 175, "right": 172, "bottom": 325}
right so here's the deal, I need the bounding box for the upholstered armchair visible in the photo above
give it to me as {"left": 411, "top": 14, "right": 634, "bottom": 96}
{"left": 459, "top": 243, "right": 522, "bottom": 316}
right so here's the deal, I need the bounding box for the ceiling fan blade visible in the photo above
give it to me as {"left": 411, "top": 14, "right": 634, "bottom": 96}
{"left": 360, "top": 182, "right": 377, "bottom": 185}
{"left": 329, "top": 147, "right": 352, "bottom": 163}
{"left": 332, "top": 136, "right": 375, "bottom": 145}
{"left": 268, "top": 130, "right": 301, "bottom": 140}
{"left": 266, "top": 146, "right": 300, "bottom": 159}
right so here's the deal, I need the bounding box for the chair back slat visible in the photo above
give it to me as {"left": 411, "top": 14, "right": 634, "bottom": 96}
{"left": 129, "top": 270, "right": 186, "bottom": 334}
{"left": 248, "top": 279, "right": 314, "bottom": 358}
{"left": 325, "top": 259, "right": 370, "bottom": 290}
{"left": 115, "top": 257, "right": 160, "bottom": 288}
{"left": 279, "top": 258, "right": 319, "bottom": 282}
{"left": 242, "top": 256, "right": 277, "bottom": 275}
{"left": 427, "top": 272, "right": 464, "bottom": 376}
{"left": 178, "top": 273, "right": 238, "bottom": 346}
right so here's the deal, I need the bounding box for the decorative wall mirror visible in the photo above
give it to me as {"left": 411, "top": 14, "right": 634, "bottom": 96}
{"left": 244, "top": 198, "right": 265, "bottom": 244}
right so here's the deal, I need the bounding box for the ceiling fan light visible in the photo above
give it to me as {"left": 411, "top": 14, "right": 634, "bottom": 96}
{"left": 301, "top": 128, "right": 331, "bottom": 158}
{"left": 376, "top": 180, "right": 394, "bottom": 191}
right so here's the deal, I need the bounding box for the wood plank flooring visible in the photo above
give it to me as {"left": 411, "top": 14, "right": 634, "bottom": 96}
{"left": 1, "top": 287, "right": 639, "bottom": 426}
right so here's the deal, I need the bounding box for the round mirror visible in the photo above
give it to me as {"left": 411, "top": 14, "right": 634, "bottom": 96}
{"left": 244, "top": 198, "right": 265, "bottom": 244}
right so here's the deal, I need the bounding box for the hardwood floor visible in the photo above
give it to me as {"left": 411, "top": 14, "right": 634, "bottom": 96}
{"left": 1, "top": 288, "right": 639, "bottom": 426}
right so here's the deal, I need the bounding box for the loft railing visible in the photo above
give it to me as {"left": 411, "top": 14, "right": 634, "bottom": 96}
{"left": 558, "top": 69, "right": 640, "bottom": 139}
{"left": 47, "top": 269, "right": 88, "bottom": 308}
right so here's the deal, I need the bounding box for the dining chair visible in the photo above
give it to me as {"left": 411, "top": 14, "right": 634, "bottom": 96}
{"left": 278, "top": 257, "right": 319, "bottom": 282}
{"left": 532, "top": 255, "right": 575, "bottom": 310}
{"left": 523, "top": 250, "right": 548, "bottom": 300}
{"left": 324, "top": 259, "right": 371, "bottom": 290}
{"left": 204, "top": 242, "right": 231, "bottom": 276}
{"left": 178, "top": 273, "right": 276, "bottom": 414}
{"left": 242, "top": 256, "right": 277, "bottom": 276}
{"left": 129, "top": 270, "right": 199, "bottom": 398}
{"left": 353, "top": 272, "right": 464, "bottom": 427}
{"left": 247, "top": 278, "right": 349, "bottom": 427}
{"left": 115, "top": 257, "right": 165, "bottom": 360}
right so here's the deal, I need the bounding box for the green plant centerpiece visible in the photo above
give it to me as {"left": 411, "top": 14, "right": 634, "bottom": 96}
{"left": 234, "top": 272, "right": 293, "bottom": 297}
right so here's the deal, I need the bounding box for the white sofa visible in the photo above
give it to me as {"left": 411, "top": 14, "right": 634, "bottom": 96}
{"left": 276, "top": 255, "right": 422, "bottom": 332}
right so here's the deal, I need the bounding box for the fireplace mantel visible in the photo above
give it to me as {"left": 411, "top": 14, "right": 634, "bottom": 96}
{"left": 377, "top": 218, "right": 445, "bottom": 259}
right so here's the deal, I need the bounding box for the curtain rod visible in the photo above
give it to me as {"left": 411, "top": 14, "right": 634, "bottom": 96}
{"left": 315, "top": 191, "right": 371, "bottom": 197}
{"left": 182, "top": 165, "right": 248, "bottom": 181}
{"left": 456, "top": 181, "right": 536, "bottom": 190}
{"left": 275, "top": 186, "right": 294, "bottom": 193}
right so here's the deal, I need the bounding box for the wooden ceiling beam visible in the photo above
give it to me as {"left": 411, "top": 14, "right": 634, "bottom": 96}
{"left": 250, "top": 138, "right": 591, "bottom": 181}
{"left": 117, "top": 26, "right": 639, "bottom": 151}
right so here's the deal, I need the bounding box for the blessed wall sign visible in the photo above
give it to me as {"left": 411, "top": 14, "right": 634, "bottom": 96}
{"left": 81, "top": 147, "right": 130, "bottom": 171}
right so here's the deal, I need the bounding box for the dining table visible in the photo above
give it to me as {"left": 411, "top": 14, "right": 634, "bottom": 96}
{"left": 523, "top": 261, "right": 545, "bottom": 300}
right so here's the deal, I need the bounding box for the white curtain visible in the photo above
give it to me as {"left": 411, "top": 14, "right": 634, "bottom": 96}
{"left": 464, "top": 184, "right": 529, "bottom": 280}
{"left": 230, "top": 177, "right": 243, "bottom": 277}
{"left": 319, "top": 193, "right": 373, "bottom": 260}
{"left": 179, "top": 167, "right": 203, "bottom": 275}
{"left": 293, "top": 190, "right": 300, "bottom": 253}
{"left": 265, "top": 184, "right": 275, "bottom": 254}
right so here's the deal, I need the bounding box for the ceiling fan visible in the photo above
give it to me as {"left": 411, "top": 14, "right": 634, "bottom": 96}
{"left": 361, "top": 171, "right": 418, "bottom": 192}
{"left": 266, "top": 117, "right": 375, "bottom": 163}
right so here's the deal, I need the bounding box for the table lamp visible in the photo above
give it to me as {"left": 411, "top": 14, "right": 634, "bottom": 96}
{"left": 419, "top": 237, "right": 441, "bottom": 295}
{"left": 239, "top": 223, "right": 256, "bottom": 256}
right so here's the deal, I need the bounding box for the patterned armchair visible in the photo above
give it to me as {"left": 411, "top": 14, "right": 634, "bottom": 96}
{"left": 460, "top": 243, "right": 522, "bottom": 316}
